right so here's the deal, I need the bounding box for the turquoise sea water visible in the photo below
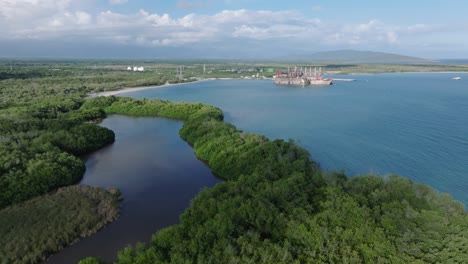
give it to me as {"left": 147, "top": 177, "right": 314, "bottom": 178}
{"left": 123, "top": 73, "right": 468, "bottom": 205}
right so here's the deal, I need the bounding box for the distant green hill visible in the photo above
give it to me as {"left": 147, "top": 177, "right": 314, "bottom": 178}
{"left": 282, "top": 50, "right": 431, "bottom": 64}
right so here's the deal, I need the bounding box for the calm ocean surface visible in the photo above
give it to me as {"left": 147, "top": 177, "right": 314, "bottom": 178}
{"left": 123, "top": 73, "right": 468, "bottom": 205}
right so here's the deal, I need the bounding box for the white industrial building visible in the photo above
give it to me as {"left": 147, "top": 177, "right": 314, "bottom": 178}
{"left": 127, "top": 66, "right": 145, "bottom": 72}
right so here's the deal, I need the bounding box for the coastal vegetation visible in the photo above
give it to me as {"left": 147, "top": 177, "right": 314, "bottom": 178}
{"left": 2, "top": 61, "right": 468, "bottom": 263}
{"left": 0, "top": 113, "right": 115, "bottom": 209}
{"left": 0, "top": 185, "right": 120, "bottom": 264}
{"left": 0, "top": 65, "right": 125, "bottom": 262}
{"left": 0, "top": 63, "right": 184, "bottom": 209}
{"left": 81, "top": 96, "right": 468, "bottom": 263}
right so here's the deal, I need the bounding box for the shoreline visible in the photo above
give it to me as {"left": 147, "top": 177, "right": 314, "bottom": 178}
{"left": 86, "top": 71, "right": 466, "bottom": 98}
{"left": 87, "top": 77, "right": 273, "bottom": 98}
{"left": 87, "top": 79, "right": 211, "bottom": 98}
{"left": 348, "top": 71, "right": 468, "bottom": 75}
{"left": 80, "top": 96, "right": 468, "bottom": 263}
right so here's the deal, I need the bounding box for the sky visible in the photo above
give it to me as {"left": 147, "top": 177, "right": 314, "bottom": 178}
{"left": 0, "top": 0, "right": 467, "bottom": 59}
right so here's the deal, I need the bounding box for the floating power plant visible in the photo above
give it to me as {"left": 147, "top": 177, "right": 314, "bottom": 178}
{"left": 274, "top": 66, "right": 333, "bottom": 86}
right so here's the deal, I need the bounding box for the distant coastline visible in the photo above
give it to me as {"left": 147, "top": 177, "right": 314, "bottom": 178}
{"left": 87, "top": 77, "right": 267, "bottom": 97}
{"left": 87, "top": 80, "right": 207, "bottom": 98}
{"left": 347, "top": 71, "right": 468, "bottom": 76}
{"left": 87, "top": 71, "right": 466, "bottom": 98}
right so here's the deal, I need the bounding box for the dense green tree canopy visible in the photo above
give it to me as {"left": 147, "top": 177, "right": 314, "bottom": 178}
{"left": 0, "top": 66, "right": 124, "bottom": 263}
{"left": 0, "top": 185, "right": 120, "bottom": 264}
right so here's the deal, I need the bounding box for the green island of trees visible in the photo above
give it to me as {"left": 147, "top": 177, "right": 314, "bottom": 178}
{"left": 78, "top": 96, "right": 468, "bottom": 263}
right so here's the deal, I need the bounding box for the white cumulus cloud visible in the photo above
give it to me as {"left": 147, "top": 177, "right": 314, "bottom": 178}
{"left": 0, "top": 1, "right": 457, "bottom": 54}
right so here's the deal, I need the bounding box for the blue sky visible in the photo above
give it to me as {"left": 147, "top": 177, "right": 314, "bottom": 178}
{"left": 0, "top": 0, "right": 467, "bottom": 59}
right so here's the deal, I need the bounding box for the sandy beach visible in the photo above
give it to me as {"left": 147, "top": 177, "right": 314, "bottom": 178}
{"left": 86, "top": 77, "right": 272, "bottom": 98}
{"left": 87, "top": 79, "right": 211, "bottom": 98}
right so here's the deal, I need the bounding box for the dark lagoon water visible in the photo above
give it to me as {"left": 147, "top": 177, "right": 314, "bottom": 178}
{"left": 45, "top": 116, "right": 219, "bottom": 263}
{"left": 122, "top": 73, "right": 468, "bottom": 205}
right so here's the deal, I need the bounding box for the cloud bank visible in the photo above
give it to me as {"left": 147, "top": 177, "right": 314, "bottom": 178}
{"left": 0, "top": 0, "right": 458, "bottom": 58}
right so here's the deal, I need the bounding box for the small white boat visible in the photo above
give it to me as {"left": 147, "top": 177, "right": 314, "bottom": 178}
{"left": 452, "top": 77, "right": 461, "bottom": 80}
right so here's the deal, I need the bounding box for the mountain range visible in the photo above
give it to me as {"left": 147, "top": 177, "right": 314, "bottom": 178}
{"left": 281, "top": 50, "right": 431, "bottom": 64}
